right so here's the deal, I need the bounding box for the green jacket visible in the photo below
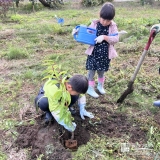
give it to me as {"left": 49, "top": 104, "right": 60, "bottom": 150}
{"left": 43, "top": 79, "right": 76, "bottom": 132}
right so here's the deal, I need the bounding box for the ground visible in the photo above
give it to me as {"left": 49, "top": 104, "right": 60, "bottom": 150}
{"left": 0, "top": 1, "right": 160, "bottom": 160}
{"left": 12, "top": 96, "right": 158, "bottom": 160}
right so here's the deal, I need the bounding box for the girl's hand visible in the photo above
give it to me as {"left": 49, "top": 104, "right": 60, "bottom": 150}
{"left": 95, "top": 35, "right": 104, "bottom": 43}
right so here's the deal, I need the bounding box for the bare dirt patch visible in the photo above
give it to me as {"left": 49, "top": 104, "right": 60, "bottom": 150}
{"left": 0, "top": 29, "right": 15, "bottom": 39}
{"left": 13, "top": 105, "right": 148, "bottom": 159}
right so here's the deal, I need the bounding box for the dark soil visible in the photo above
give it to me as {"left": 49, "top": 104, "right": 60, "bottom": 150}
{"left": 14, "top": 106, "right": 148, "bottom": 160}
{"left": 154, "top": 111, "right": 160, "bottom": 126}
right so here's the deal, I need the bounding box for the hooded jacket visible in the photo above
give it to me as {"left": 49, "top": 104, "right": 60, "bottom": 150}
{"left": 85, "top": 19, "right": 119, "bottom": 59}
{"left": 43, "top": 79, "right": 86, "bottom": 132}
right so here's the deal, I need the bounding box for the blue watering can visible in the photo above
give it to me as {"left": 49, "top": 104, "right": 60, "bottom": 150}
{"left": 73, "top": 26, "right": 127, "bottom": 45}
{"left": 73, "top": 25, "right": 97, "bottom": 46}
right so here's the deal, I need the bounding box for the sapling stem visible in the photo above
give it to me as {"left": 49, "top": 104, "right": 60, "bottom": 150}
{"left": 71, "top": 132, "right": 74, "bottom": 140}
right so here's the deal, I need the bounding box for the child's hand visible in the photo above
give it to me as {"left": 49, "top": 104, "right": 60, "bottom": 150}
{"left": 95, "top": 35, "right": 104, "bottom": 43}
{"left": 80, "top": 109, "right": 94, "bottom": 120}
{"left": 79, "top": 104, "right": 94, "bottom": 120}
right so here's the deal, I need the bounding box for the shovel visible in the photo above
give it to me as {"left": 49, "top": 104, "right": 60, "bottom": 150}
{"left": 65, "top": 132, "right": 77, "bottom": 150}
{"left": 117, "top": 24, "right": 160, "bottom": 104}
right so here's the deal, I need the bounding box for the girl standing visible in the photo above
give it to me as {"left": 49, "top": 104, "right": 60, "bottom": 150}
{"left": 85, "top": 2, "right": 119, "bottom": 98}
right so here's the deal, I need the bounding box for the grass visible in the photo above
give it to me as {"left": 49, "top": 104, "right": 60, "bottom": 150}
{"left": 6, "top": 46, "right": 29, "bottom": 60}
{"left": 0, "top": 1, "right": 160, "bottom": 159}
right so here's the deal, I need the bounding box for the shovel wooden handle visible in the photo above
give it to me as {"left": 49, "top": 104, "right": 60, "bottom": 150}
{"left": 130, "top": 30, "right": 156, "bottom": 82}
{"left": 71, "top": 132, "right": 74, "bottom": 140}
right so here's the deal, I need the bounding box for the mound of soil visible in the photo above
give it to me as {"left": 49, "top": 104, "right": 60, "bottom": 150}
{"left": 15, "top": 123, "right": 72, "bottom": 160}
{"left": 14, "top": 112, "right": 90, "bottom": 160}
{"left": 14, "top": 106, "right": 148, "bottom": 159}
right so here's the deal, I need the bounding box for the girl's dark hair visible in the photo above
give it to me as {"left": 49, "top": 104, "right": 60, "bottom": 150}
{"left": 100, "top": 2, "right": 115, "bottom": 20}
{"left": 68, "top": 74, "right": 88, "bottom": 94}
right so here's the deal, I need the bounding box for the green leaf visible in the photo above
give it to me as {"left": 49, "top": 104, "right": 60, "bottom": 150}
{"left": 62, "top": 76, "right": 67, "bottom": 84}
{"left": 49, "top": 101, "right": 60, "bottom": 112}
{"left": 54, "top": 90, "right": 62, "bottom": 100}
{"left": 65, "top": 91, "right": 71, "bottom": 105}
{"left": 42, "top": 69, "right": 54, "bottom": 75}
{"left": 50, "top": 79, "right": 59, "bottom": 85}
{"left": 42, "top": 75, "right": 52, "bottom": 80}
{"left": 54, "top": 70, "right": 59, "bottom": 79}
{"left": 59, "top": 108, "right": 68, "bottom": 122}
{"left": 58, "top": 71, "right": 67, "bottom": 77}
{"left": 62, "top": 92, "right": 67, "bottom": 100}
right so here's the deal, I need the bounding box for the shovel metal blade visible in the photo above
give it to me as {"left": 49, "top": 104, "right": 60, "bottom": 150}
{"left": 65, "top": 139, "right": 77, "bottom": 149}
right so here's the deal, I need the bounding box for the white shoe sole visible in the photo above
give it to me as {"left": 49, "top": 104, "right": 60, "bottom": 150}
{"left": 87, "top": 92, "right": 99, "bottom": 98}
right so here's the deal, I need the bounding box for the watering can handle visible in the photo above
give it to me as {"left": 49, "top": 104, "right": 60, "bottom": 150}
{"left": 73, "top": 25, "right": 80, "bottom": 40}
{"left": 86, "top": 27, "right": 97, "bottom": 32}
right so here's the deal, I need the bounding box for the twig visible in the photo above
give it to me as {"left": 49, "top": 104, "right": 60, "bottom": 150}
{"left": 134, "top": 148, "right": 153, "bottom": 151}
{"left": 90, "top": 149, "right": 105, "bottom": 157}
{"left": 22, "top": 114, "right": 42, "bottom": 122}
{"left": 10, "top": 131, "right": 17, "bottom": 138}
{"left": 6, "top": 142, "right": 14, "bottom": 151}
{"left": 58, "top": 130, "right": 65, "bottom": 139}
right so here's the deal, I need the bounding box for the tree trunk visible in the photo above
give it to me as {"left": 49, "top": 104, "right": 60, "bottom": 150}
{"left": 39, "top": 0, "right": 50, "bottom": 7}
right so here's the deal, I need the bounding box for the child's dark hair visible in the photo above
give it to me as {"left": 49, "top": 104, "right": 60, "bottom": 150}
{"left": 68, "top": 74, "right": 88, "bottom": 94}
{"left": 100, "top": 2, "right": 115, "bottom": 20}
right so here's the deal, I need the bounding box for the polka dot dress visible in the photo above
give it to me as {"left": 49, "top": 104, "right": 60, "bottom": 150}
{"left": 86, "top": 22, "right": 111, "bottom": 71}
